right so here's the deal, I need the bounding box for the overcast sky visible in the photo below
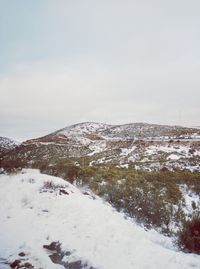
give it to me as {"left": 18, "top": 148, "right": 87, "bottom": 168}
{"left": 0, "top": 0, "right": 200, "bottom": 141}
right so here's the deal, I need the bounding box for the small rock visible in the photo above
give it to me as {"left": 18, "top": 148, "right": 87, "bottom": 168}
{"left": 20, "top": 262, "right": 34, "bottom": 268}
{"left": 18, "top": 252, "right": 26, "bottom": 257}
{"left": 59, "top": 189, "right": 69, "bottom": 195}
{"left": 43, "top": 241, "right": 60, "bottom": 252}
{"left": 49, "top": 253, "right": 64, "bottom": 265}
{"left": 10, "top": 259, "right": 21, "bottom": 268}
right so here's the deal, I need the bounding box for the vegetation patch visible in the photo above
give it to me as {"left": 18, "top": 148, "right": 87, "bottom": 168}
{"left": 1, "top": 157, "right": 200, "bottom": 251}
{"left": 177, "top": 214, "right": 200, "bottom": 254}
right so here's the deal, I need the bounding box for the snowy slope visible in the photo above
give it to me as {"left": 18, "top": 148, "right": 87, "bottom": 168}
{"left": 55, "top": 122, "right": 111, "bottom": 138}
{"left": 1, "top": 135, "right": 200, "bottom": 172}
{"left": 0, "top": 136, "right": 19, "bottom": 152}
{"left": 49, "top": 122, "right": 200, "bottom": 140}
{"left": 0, "top": 170, "right": 200, "bottom": 269}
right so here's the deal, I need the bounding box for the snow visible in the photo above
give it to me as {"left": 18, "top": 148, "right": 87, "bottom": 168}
{"left": 28, "top": 142, "right": 66, "bottom": 146}
{"left": 0, "top": 169, "right": 200, "bottom": 269}
{"left": 179, "top": 185, "right": 200, "bottom": 217}
{"left": 88, "top": 141, "right": 107, "bottom": 156}
{"left": 117, "top": 163, "right": 129, "bottom": 168}
{"left": 58, "top": 122, "right": 110, "bottom": 137}
{"left": 120, "top": 146, "right": 136, "bottom": 156}
{"left": 0, "top": 136, "right": 20, "bottom": 150}
{"left": 76, "top": 137, "right": 91, "bottom": 146}
{"left": 167, "top": 154, "right": 181, "bottom": 160}
{"left": 145, "top": 145, "right": 194, "bottom": 160}
{"left": 89, "top": 157, "right": 113, "bottom": 166}
{"left": 193, "top": 150, "right": 200, "bottom": 157}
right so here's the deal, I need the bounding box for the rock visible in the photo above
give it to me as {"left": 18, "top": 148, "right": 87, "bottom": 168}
{"left": 43, "top": 242, "right": 97, "bottom": 269}
{"left": 10, "top": 259, "right": 21, "bottom": 268}
{"left": 18, "top": 252, "right": 26, "bottom": 257}
{"left": 43, "top": 241, "right": 60, "bottom": 252}
{"left": 20, "top": 262, "right": 34, "bottom": 268}
{"left": 59, "top": 189, "right": 69, "bottom": 195}
{"left": 49, "top": 253, "right": 64, "bottom": 265}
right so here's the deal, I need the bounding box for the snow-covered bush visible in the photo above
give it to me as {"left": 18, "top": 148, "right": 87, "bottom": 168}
{"left": 42, "top": 180, "right": 66, "bottom": 191}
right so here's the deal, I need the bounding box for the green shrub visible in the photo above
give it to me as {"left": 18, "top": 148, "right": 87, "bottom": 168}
{"left": 178, "top": 215, "right": 200, "bottom": 254}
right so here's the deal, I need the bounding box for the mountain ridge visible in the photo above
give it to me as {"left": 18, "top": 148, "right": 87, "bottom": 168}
{"left": 1, "top": 122, "right": 200, "bottom": 173}
{"left": 24, "top": 121, "right": 200, "bottom": 143}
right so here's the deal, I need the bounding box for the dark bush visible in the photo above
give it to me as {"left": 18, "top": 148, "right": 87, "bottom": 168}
{"left": 178, "top": 215, "right": 200, "bottom": 254}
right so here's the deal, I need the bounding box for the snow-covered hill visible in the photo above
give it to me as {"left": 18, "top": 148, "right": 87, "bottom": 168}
{"left": 0, "top": 169, "right": 199, "bottom": 269}
{"left": 0, "top": 137, "right": 19, "bottom": 150}
{"left": 1, "top": 122, "right": 199, "bottom": 172}
{"left": 0, "top": 137, "right": 19, "bottom": 156}
{"left": 55, "top": 122, "right": 111, "bottom": 138}
{"left": 25, "top": 122, "right": 200, "bottom": 143}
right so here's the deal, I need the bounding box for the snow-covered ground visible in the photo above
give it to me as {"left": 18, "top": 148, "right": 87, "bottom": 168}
{"left": 120, "top": 145, "right": 136, "bottom": 156}
{"left": 179, "top": 184, "right": 200, "bottom": 217}
{"left": 0, "top": 136, "right": 20, "bottom": 150}
{"left": 146, "top": 145, "right": 191, "bottom": 156}
{"left": 87, "top": 141, "right": 107, "bottom": 156}
{"left": 57, "top": 122, "right": 110, "bottom": 138}
{"left": 0, "top": 169, "right": 200, "bottom": 269}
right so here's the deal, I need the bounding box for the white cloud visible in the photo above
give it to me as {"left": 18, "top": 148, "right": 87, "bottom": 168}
{"left": 0, "top": 58, "right": 200, "bottom": 140}
{"left": 0, "top": 0, "right": 200, "bottom": 139}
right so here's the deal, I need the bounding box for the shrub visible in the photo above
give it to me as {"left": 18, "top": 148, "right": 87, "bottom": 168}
{"left": 42, "top": 181, "right": 66, "bottom": 191}
{"left": 177, "top": 215, "right": 200, "bottom": 254}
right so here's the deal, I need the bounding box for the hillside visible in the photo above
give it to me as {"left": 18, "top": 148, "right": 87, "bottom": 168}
{"left": 0, "top": 169, "right": 200, "bottom": 269}
{"left": 25, "top": 122, "right": 200, "bottom": 141}
{"left": 0, "top": 137, "right": 20, "bottom": 157}
{"left": 1, "top": 122, "right": 200, "bottom": 172}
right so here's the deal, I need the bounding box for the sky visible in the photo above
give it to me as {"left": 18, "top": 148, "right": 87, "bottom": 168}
{"left": 0, "top": 0, "right": 200, "bottom": 141}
